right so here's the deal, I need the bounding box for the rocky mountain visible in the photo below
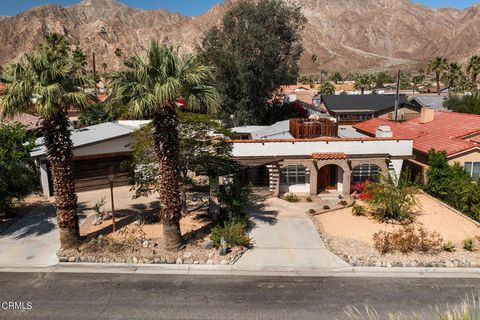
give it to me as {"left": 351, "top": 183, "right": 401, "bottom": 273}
{"left": 0, "top": 0, "right": 479, "bottom": 73}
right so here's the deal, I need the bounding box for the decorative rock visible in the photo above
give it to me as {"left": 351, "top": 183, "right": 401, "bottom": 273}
{"left": 166, "top": 258, "right": 175, "bottom": 264}
{"left": 386, "top": 262, "right": 392, "bottom": 268}
{"left": 208, "top": 252, "right": 214, "bottom": 259}
{"left": 133, "top": 220, "right": 141, "bottom": 226}
{"left": 374, "top": 261, "right": 382, "bottom": 267}
{"left": 68, "top": 256, "right": 76, "bottom": 262}
{"left": 201, "top": 240, "right": 215, "bottom": 250}
{"left": 126, "top": 257, "right": 133, "bottom": 263}
{"left": 206, "top": 259, "right": 214, "bottom": 265}
{"left": 132, "top": 257, "right": 138, "bottom": 264}
{"left": 176, "top": 258, "right": 183, "bottom": 264}
{"left": 200, "top": 260, "right": 207, "bottom": 265}
{"left": 153, "top": 258, "right": 161, "bottom": 264}
{"left": 193, "top": 261, "right": 199, "bottom": 264}
{"left": 183, "top": 252, "right": 193, "bottom": 259}
{"left": 184, "top": 260, "right": 194, "bottom": 265}
{"left": 58, "top": 257, "right": 68, "bottom": 262}
{"left": 219, "top": 260, "right": 228, "bottom": 265}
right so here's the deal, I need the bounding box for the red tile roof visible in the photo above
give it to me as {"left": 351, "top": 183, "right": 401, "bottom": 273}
{"left": 311, "top": 152, "right": 347, "bottom": 160}
{"left": 96, "top": 93, "right": 109, "bottom": 102}
{"left": 353, "top": 111, "right": 480, "bottom": 156}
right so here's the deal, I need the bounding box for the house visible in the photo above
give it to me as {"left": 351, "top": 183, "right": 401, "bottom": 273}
{"left": 334, "top": 81, "right": 356, "bottom": 94}
{"left": 408, "top": 95, "right": 449, "bottom": 111}
{"left": 231, "top": 118, "right": 413, "bottom": 197}
{"left": 2, "top": 112, "right": 42, "bottom": 135}
{"left": 354, "top": 109, "right": 480, "bottom": 182}
{"left": 320, "top": 94, "right": 421, "bottom": 125}
{"left": 31, "top": 121, "right": 147, "bottom": 197}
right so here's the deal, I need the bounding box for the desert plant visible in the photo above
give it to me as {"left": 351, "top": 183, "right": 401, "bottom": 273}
{"left": 352, "top": 204, "right": 366, "bottom": 216}
{"left": 308, "top": 208, "right": 316, "bottom": 214}
{"left": 373, "top": 225, "right": 443, "bottom": 254}
{"left": 306, "top": 196, "right": 313, "bottom": 203}
{"left": 365, "top": 174, "right": 418, "bottom": 223}
{"left": 463, "top": 238, "right": 476, "bottom": 252}
{"left": 442, "top": 241, "right": 456, "bottom": 252}
{"left": 340, "top": 200, "right": 348, "bottom": 206}
{"left": 323, "top": 205, "right": 330, "bottom": 210}
{"left": 210, "top": 218, "right": 251, "bottom": 248}
{"left": 284, "top": 194, "right": 300, "bottom": 203}
{"left": 93, "top": 197, "right": 106, "bottom": 215}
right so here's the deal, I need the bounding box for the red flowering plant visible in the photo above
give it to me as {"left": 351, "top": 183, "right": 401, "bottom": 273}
{"left": 352, "top": 179, "right": 372, "bottom": 200}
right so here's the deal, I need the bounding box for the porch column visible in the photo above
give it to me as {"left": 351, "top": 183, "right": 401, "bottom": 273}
{"left": 342, "top": 170, "right": 352, "bottom": 196}
{"left": 272, "top": 163, "right": 281, "bottom": 198}
{"left": 39, "top": 161, "right": 51, "bottom": 198}
{"left": 309, "top": 164, "right": 318, "bottom": 196}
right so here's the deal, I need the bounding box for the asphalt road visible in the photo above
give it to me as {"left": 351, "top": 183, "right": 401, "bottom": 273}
{"left": 1, "top": 273, "right": 480, "bottom": 320}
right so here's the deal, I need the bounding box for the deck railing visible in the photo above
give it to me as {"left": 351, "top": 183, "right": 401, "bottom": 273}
{"left": 289, "top": 118, "right": 338, "bottom": 138}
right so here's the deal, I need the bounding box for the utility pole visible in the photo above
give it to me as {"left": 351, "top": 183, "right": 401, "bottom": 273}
{"left": 394, "top": 69, "right": 400, "bottom": 123}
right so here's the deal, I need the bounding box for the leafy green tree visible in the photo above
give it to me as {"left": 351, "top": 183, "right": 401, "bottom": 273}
{"left": 442, "top": 62, "right": 465, "bottom": 92}
{"left": 109, "top": 41, "right": 220, "bottom": 250}
{"left": 0, "top": 33, "right": 92, "bottom": 248}
{"left": 428, "top": 57, "right": 448, "bottom": 95}
{"left": 78, "top": 103, "right": 130, "bottom": 127}
{"left": 443, "top": 94, "right": 480, "bottom": 114}
{"left": 467, "top": 55, "right": 480, "bottom": 93}
{"left": 354, "top": 74, "right": 371, "bottom": 94}
{"left": 318, "top": 81, "right": 335, "bottom": 95}
{"left": 412, "top": 74, "right": 425, "bottom": 94}
{"left": 425, "top": 150, "right": 452, "bottom": 199}
{"left": 400, "top": 74, "right": 411, "bottom": 90}
{"left": 330, "top": 72, "right": 343, "bottom": 84}
{"left": 374, "top": 71, "right": 394, "bottom": 88}
{"left": 0, "top": 124, "right": 37, "bottom": 216}
{"left": 200, "top": 0, "right": 306, "bottom": 126}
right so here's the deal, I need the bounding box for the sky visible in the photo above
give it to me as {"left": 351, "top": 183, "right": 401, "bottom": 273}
{"left": 0, "top": 0, "right": 478, "bottom": 16}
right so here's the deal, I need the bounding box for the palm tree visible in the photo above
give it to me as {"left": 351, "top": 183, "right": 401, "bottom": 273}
{"left": 467, "top": 55, "right": 480, "bottom": 93}
{"left": 412, "top": 74, "right": 424, "bottom": 94}
{"left": 109, "top": 40, "right": 220, "bottom": 250}
{"left": 443, "top": 62, "right": 464, "bottom": 92}
{"left": 354, "top": 74, "right": 371, "bottom": 95}
{"left": 330, "top": 72, "right": 343, "bottom": 84}
{"left": 428, "top": 57, "right": 447, "bottom": 95}
{"left": 0, "top": 34, "right": 91, "bottom": 249}
{"left": 318, "top": 81, "right": 335, "bottom": 95}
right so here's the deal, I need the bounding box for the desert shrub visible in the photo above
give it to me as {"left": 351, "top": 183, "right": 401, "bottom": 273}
{"left": 220, "top": 179, "right": 253, "bottom": 219}
{"left": 373, "top": 225, "right": 443, "bottom": 254}
{"left": 306, "top": 196, "right": 313, "bottom": 203}
{"left": 442, "top": 241, "right": 456, "bottom": 252}
{"left": 352, "top": 204, "right": 366, "bottom": 216}
{"left": 323, "top": 205, "right": 330, "bottom": 210}
{"left": 339, "top": 200, "right": 348, "bottom": 206}
{"left": 82, "top": 237, "right": 127, "bottom": 253}
{"left": 284, "top": 193, "right": 299, "bottom": 203}
{"left": 365, "top": 174, "right": 418, "bottom": 223}
{"left": 210, "top": 218, "right": 251, "bottom": 247}
{"left": 463, "top": 237, "right": 476, "bottom": 252}
{"left": 308, "top": 208, "right": 316, "bottom": 214}
{"left": 352, "top": 180, "right": 372, "bottom": 200}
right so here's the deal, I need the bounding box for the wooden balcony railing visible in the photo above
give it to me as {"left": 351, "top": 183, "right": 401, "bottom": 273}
{"left": 289, "top": 118, "right": 338, "bottom": 139}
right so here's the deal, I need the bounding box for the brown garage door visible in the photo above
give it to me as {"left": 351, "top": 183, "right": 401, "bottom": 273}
{"left": 73, "top": 156, "right": 131, "bottom": 192}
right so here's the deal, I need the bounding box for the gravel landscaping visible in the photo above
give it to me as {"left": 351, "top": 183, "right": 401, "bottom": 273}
{"left": 312, "top": 193, "right": 480, "bottom": 268}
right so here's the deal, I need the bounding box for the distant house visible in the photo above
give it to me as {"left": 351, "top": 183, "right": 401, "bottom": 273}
{"left": 320, "top": 94, "right": 421, "bottom": 125}
{"left": 354, "top": 109, "right": 480, "bottom": 182}
{"left": 408, "top": 95, "right": 449, "bottom": 111}
{"left": 31, "top": 121, "right": 147, "bottom": 197}
{"left": 2, "top": 112, "right": 41, "bottom": 134}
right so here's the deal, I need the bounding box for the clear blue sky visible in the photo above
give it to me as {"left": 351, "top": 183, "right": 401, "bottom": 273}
{"left": 0, "top": 0, "right": 478, "bottom": 16}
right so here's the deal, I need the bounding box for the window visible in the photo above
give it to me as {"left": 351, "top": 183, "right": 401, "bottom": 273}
{"left": 352, "top": 164, "right": 381, "bottom": 183}
{"left": 464, "top": 162, "right": 480, "bottom": 181}
{"left": 281, "top": 165, "right": 307, "bottom": 184}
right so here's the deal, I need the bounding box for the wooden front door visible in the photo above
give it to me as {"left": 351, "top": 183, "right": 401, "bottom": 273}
{"left": 317, "top": 165, "right": 338, "bottom": 193}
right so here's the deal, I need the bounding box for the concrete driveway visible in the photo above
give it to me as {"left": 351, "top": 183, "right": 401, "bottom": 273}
{"left": 235, "top": 193, "right": 350, "bottom": 271}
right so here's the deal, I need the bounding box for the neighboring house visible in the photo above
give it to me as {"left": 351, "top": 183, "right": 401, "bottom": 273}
{"left": 31, "top": 121, "right": 147, "bottom": 197}
{"left": 279, "top": 84, "right": 323, "bottom": 115}
{"left": 354, "top": 109, "right": 480, "bottom": 182}
{"left": 320, "top": 94, "right": 421, "bottom": 125}
{"left": 2, "top": 112, "right": 42, "bottom": 135}
{"left": 334, "top": 81, "right": 356, "bottom": 94}
{"left": 408, "top": 95, "right": 449, "bottom": 111}
{"left": 231, "top": 118, "right": 413, "bottom": 197}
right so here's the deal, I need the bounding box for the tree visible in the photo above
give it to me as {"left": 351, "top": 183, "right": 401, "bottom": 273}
{"left": 0, "top": 33, "right": 92, "bottom": 249}
{"left": 425, "top": 150, "right": 451, "bottom": 199}
{"left": 78, "top": 103, "right": 130, "bottom": 127}
{"left": 443, "top": 94, "right": 480, "bottom": 115}
{"left": 442, "top": 62, "right": 464, "bottom": 92}
{"left": 428, "top": 57, "right": 447, "bottom": 95}
{"left": 467, "top": 55, "right": 480, "bottom": 93}
{"left": 412, "top": 74, "right": 424, "bottom": 94}
{"left": 109, "top": 41, "right": 220, "bottom": 250}
{"left": 114, "top": 47, "right": 123, "bottom": 58}
{"left": 318, "top": 81, "right": 335, "bottom": 95}
{"left": 354, "top": 74, "right": 371, "bottom": 94}
{"left": 374, "top": 71, "right": 394, "bottom": 89}
{"left": 330, "top": 72, "right": 343, "bottom": 84}
{"left": 200, "top": 0, "right": 306, "bottom": 126}
{"left": 0, "top": 123, "right": 37, "bottom": 216}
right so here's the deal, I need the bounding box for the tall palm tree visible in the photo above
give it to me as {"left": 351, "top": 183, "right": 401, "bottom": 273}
{"left": 467, "top": 55, "right": 480, "bottom": 93}
{"left": 318, "top": 81, "right": 335, "bottom": 95}
{"left": 443, "top": 62, "right": 464, "bottom": 92}
{"left": 109, "top": 40, "right": 220, "bottom": 250}
{"left": 428, "top": 57, "right": 447, "bottom": 95}
{"left": 0, "top": 34, "right": 91, "bottom": 249}
{"left": 354, "top": 74, "right": 371, "bottom": 95}
{"left": 412, "top": 74, "right": 425, "bottom": 94}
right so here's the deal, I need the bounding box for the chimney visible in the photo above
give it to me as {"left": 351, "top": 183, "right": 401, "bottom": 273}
{"left": 375, "top": 125, "right": 393, "bottom": 138}
{"left": 420, "top": 108, "right": 435, "bottom": 124}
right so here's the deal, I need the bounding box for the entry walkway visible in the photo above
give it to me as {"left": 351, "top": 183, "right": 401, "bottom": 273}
{"left": 235, "top": 193, "right": 350, "bottom": 270}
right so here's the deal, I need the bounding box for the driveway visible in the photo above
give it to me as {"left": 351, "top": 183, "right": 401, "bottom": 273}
{"left": 235, "top": 193, "right": 351, "bottom": 270}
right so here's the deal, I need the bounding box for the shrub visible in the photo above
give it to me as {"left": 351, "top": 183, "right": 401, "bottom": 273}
{"left": 373, "top": 225, "right": 443, "bottom": 254}
{"left": 323, "top": 205, "right": 330, "bottom": 210}
{"left": 284, "top": 194, "right": 299, "bottom": 203}
{"left": 352, "top": 204, "right": 366, "bottom": 216}
{"left": 220, "top": 179, "right": 253, "bottom": 219}
{"left": 308, "top": 208, "right": 316, "bottom": 214}
{"left": 339, "top": 200, "right": 348, "bottom": 206}
{"left": 365, "top": 174, "right": 418, "bottom": 223}
{"left": 352, "top": 180, "right": 372, "bottom": 200}
{"left": 442, "top": 241, "right": 456, "bottom": 252}
{"left": 210, "top": 218, "right": 251, "bottom": 248}
{"left": 306, "top": 196, "right": 313, "bottom": 203}
{"left": 463, "top": 238, "right": 476, "bottom": 252}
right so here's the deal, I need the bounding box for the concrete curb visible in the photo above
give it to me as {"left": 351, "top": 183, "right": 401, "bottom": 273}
{"left": 2, "top": 263, "right": 480, "bottom": 278}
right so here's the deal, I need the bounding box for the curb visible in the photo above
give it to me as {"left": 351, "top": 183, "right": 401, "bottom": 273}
{"left": 1, "top": 263, "right": 480, "bottom": 278}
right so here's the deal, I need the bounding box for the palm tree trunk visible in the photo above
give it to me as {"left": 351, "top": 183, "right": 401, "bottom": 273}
{"left": 43, "top": 111, "right": 79, "bottom": 249}
{"left": 436, "top": 73, "right": 440, "bottom": 96}
{"left": 152, "top": 105, "right": 183, "bottom": 251}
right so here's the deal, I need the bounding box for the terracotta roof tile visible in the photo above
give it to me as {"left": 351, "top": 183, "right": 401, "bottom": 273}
{"left": 311, "top": 152, "right": 347, "bottom": 160}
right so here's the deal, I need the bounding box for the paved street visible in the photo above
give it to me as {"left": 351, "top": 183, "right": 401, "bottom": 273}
{"left": 1, "top": 273, "right": 480, "bottom": 319}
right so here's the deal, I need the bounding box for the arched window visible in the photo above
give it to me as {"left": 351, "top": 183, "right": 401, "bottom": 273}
{"left": 281, "top": 165, "right": 307, "bottom": 184}
{"left": 352, "top": 164, "right": 381, "bottom": 183}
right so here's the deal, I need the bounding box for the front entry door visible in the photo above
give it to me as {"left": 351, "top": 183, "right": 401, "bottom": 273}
{"left": 317, "top": 165, "right": 338, "bottom": 193}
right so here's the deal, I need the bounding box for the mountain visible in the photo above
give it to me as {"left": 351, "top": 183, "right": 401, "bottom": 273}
{"left": 0, "top": 0, "right": 479, "bottom": 73}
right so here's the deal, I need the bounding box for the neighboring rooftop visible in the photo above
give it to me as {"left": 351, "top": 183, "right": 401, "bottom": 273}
{"left": 2, "top": 112, "right": 41, "bottom": 130}
{"left": 354, "top": 111, "right": 480, "bottom": 156}
{"left": 232, "top": 120, "right": 293, "bottom": 140}
{"left": 409, "top": 95, "right": 448, "bottom": 111}
{"left": 322, "top": 94, "right": 412, "bottom": 114}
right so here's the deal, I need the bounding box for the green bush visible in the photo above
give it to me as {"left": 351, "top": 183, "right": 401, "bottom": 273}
{"left": 339, "top": 200, "right": 348, "bottom": 206}
{"left": 210, "top": 218, "right": 251, "bottom": 248}
{"left": 306, "top": 196, "right": 313, "bottom": 203}
{"left": 352, "top": 203, "right": 366, "bottom": 216}
{"left": 284, "top": 194, "right": 299, "bottom": 203}
{"left": 220, "top": 179, "right": 253, "bottom": 218}
{"left": 365, "top": 174, "right": 418, "bottom": 223}
{"left": 442, "top": 241, "right": 456, "bottom": 252}
{"left": 463, "top": 238, "right": 476, "bottom": 252}
{"left": 323, "top": 205, "right": 330, "bottom": 210}
{"left": 0, "top": 124, "right": 37, "bottom": 216}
